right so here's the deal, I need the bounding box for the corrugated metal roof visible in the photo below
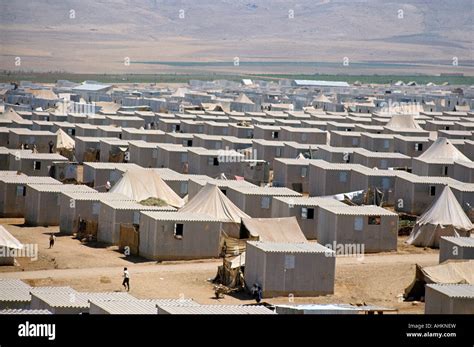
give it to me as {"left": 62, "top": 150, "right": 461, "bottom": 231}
{"left": 83, "top": 162, "right": 139, "bottom": 170}
{"left": 426, "top": 284, "right": 474, "bottom": 298}
{"left": 90, "top": 298, "right": 199, "bottom": 314}
{"left": 229, "top": 186, "right": 302, "bottom": 197}
{"left": 10, "top": 153, "right": 67, "bottom": 160}
{"left": 320, "top": 205, "right": 398, "bottom": 216}
{"left": 450, "top": 183, "right": 474, "bottom": 192}
{"left": 101, "top": 200, "right": 176, "bottom": 211}
{"left": 157, "top": 304, "right": 275, "bottom": 315}
{"left": 0, "top": 309, "right": 52, "bottom": 314}
{"left": 0, "top": 279, "right": 31, "bottom": 289}
{"left": 247, "top": 241, "right": 333, "bottom": 254}
{"left": 0, "top": 287, "right": 31, "bottom": 302}
{"left": 0, "top": 176, "right": 61, "bottom": 185}
{"left": 62, "top": 192, "right": 134, "bottom": 201}
{"left": 274, "top": 158, "right": 311, "bottom": 165}
{"left": 275, "top": 304, "right": 395, "bottom": 312}
{"left": 0, "top": 171, "right": 27, "bottom": 176}
{"left": 27, "top": 184, "right": 97, "bottom": 193}
{"left": 441, "top": 236, "right": 474, "bottom": 248}
{"left": 273, "top": 196, "right": 345, "bottom": 207}
{"left": 354, "top": 148, "right": 410, "bottom": 159}
{"left": 32, "top": 291, "right": 134, "bottom": 308}
{"left": 141, "top": 211, "right": 220, "bottom": 222}
{"left": 30, "top": 286, "right": 77, "bottom": 294}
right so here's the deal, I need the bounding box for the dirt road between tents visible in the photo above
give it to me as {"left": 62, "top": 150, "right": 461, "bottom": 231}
{"left": 0, "top": 219, "right": 438, "bottom": 313}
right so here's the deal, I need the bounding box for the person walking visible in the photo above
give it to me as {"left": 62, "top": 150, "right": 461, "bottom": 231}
{"left": 49, "top": 234, "right": 56, "bottom": 248}
{"left": 122, "top": 267, "right": 130, "bottom": 291}
{"left": 48, "top": 140, "right": 54, "bottom": 153}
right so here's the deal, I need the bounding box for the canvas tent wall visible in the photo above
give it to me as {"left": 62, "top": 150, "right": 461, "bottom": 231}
{"left": 240, "top": 217, "right": 308, "bottom": 242}
{"left": 179, "top": 183, "right": 249, "bottom": 238}
{"left": 406, "top": 186, "right": 473, "bottom": 248}
{"left": 244, "top": 241, "right": 335, "bottom": 297}
{"left": 412, "top": 137, "right": 472, "bottom": 177}
{"left": 404, "top": 260, "right": 474, "bottom": 301}
{"left": 0, "top": 225, "right": 22, "bottom": 265}
{"left": 109, "top": 169, "right": 184, "bottom": 208}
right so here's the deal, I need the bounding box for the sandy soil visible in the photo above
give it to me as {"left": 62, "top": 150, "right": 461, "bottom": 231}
{"left": 0, "top": 219, "right": 438, "bottom": 313}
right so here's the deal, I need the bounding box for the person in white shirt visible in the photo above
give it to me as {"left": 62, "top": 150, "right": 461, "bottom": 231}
{"left": 122, "top": 267, "right": 130, "bottom": 291}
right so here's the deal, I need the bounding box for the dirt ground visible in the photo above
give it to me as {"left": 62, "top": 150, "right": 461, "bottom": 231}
{"left": 0, "top": 219, "right": 439, "bottom": 313}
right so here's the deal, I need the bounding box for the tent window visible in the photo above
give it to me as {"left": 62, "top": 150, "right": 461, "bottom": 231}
{"left": 16, "top": 185, "right": 26, "bottom": 197}
{"left": 180, "top": 182, "right": 187, "bottom": 195}
{"left": 181, "top": 153, "right": 188, "bottom": 163}
{"left": 276, "top": 147, "right": 282, "bottom": 157}
{"left": 213, "top": 157, "right": 220, "bottom": 166}
{"left": 33, "top": 161, "right": 41, "bottom": 170}
{"left": 92, "top": 202, "right": 100, "bottom": 215}
{"left": 339, "top": 172, "right": 347, "bottom": 182}
{"left": 301, "top": 207, "right": 314, "bottom": 220}
{"left": 368, "top": 216, "right": 381, "bottom": 225}
{"left": 187, "top": 140, "right": 193, "bottom": 147}
{"left": 429, "top": 185, "right": 436, "bottom": 196}
{"left": 133, "top": 211, "right": 140, "bottom": 225}
{"left": 443, "top": 166, "right": 448, "bottom": 176}
{"left": 414, "top": 143, "right": 423, "bottom": 151}
{"left": 301, "top": 167, "right": 308, "bottom": 178}
{"left": 301, "top": 133, "right": 307, "bottom": 141}
{"left": 352, "top": 138, "right": 358, "bottom": 146}
{"left": 271, "top": 131, "right": 279, "bottom": 139}
{"left": 174, "top": 223, "right": 184, "bottom": 239}
{"left": 445, "top": 126, "right": 450, "bottom": 131}
{"left": 383, "top": 140, "right": 390, "bottom": 149}
{"left": 261, "top": 196, "right": 270, "bottom": 209}
{"left": 284, "top": 255, "right": 295, "bottom": 269}
{"left": 354, "top": 217, "right": 363, "bottom": 231}
{"left": 380, "top": 159, "right": 388, "bottom": 169}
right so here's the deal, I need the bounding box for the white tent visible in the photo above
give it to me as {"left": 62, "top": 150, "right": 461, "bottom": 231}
{"left": 0, "top": 225, "right": 22, "bottom": 251}
{"left": 418, "top": 137, "right": 471, "bottom": 163}
{"left": 385, "top": 114, "right": 422, "bottom": 128}
{"left": 109, "top": 170, "right": 185, "bottom": 208}
{"left": 406, "top": 186, "right": 473, "bottom": 248}
{"left": 180, "top": 184, "right": 249, "bottom": 223}
{"left": 235, "top": 93, "right": 254, "bottom": 104}
{"left": 56, "top": 129, "right": 75, "bottom": 150}
{"left": 1, "top": 108, "right": 24, "bottom": 122}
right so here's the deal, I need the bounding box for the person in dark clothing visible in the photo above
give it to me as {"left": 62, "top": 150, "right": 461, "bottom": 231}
{"left": 252, "top": 283, "right": 263, "bottom": 303}
{"left": 49, "top": 234, "right": 56, "bottom": 248}
{"left": 48, "top": 140, "right": 54, "bottom": 153}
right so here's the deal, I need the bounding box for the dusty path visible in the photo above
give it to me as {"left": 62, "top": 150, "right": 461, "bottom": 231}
{"left": 0, "top": 252, "right": 437, "bottom": 280}
{"left": 0, "top": 219, "right": 437, "bottom": 312}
